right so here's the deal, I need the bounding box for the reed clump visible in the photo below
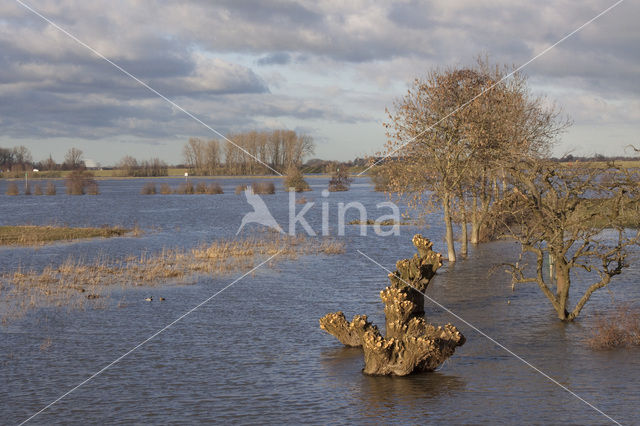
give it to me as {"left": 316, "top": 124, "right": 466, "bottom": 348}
{"left": 160, "top": 183, "right": 172, "bottom": 194}
{"left": 24, "top": 184, "right": 31, "bottom": 196}
{"left": 141, "top": 183, "right": 157, "bottom": 195}
{"left": 206, "top": 182, "right": 224, "bottom": 194}
{"left": 252, "top": 181, "right": 275, "bottom": 194}
{"left": 6, "top": 182, "right": 19, "bottom": 195}
{"left": 45, "top": 181, "right": 57, "bottom": 195}
{"left": 235, "top": 184, "right": 248, "bottom": 194}
{"left": 588, "top": 304, "right": 640, "bottom": 349}
{"left": 65, "top": 170, "right": 99, "bottom": 195}
{"left": 176, "top": 181, "right": 195, "bottom": 194}
{"left": 1, "top": 235, "right": 345, "bottom": 323}
{"left": 33, "top": 184, "right": 43, "bottom": 196}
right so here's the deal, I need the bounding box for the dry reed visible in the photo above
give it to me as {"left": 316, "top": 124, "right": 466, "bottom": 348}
{"left": 6, "top": 182, "right": 19, "bottom": 196}
{"left": 588, "top": 304, "right": 640, "bottom": 349}
{"left": 252, "top": 181, "right": 275, "bottom": 194}
{"left": 45, "top": 181, "right": 57, "bottom": 195}
{"left": 0, "top": 235, "right": 344, "bottom": 323}
{"left": 141, "top": 183, "right": 157, "bottom": 195}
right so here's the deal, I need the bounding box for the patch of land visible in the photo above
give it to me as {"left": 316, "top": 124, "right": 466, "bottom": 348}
{"left": 0, "top": 234, "right": 344, "bottom": 323}
{"left": 347, "top": 219, "right": 413, "bottom": 226}
{"left": 0, "top": 225, "right": 130, "bottom": 246}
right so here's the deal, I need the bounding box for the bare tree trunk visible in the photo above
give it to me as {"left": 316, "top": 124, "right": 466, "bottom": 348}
{"left": 555, "top": 261, "right": 570, "bottom": 320}
{"left": 471, "top": 194, "right": 480, "bottom": 244}
{"left": 458, "top": 189, "right": 468, "bottom": 256}
{"left": 443, "top": 193, "right": 456, "bottom": 262}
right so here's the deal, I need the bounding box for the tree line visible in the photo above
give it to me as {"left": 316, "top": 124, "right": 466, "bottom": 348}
{"left": 182, "top": 129, "right": 314, "bottom": 175}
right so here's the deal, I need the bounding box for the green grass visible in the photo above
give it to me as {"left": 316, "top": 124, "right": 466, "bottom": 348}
{"left": 0, "top": 225, "right": 130, "bottom": 246}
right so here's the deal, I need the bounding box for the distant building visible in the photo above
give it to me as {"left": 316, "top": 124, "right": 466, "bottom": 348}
{"left": 84, "top": 159, "right": 98, "bottom": 169}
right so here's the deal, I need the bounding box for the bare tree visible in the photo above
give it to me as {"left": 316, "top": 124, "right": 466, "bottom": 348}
{"left": 503, "top": 159, "right": 640, "bottom": 321}
{"left": 63, "top": 148, "right": 84, "bottom": 170}
{"left": 381, "top": 59, "right": 567, "bottom": 260}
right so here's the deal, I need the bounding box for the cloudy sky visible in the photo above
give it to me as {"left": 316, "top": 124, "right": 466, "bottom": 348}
{"left": 0, "top": 0, "right": 638, "bottom": 165}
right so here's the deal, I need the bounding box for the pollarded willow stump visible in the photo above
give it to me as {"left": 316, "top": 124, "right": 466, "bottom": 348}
{"left": 319, "top": 234, "right": 465, "bottom": 376}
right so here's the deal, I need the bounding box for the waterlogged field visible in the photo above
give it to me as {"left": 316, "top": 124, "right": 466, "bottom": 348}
{"left": 1, "top": 177, "right": 639, "bottom": 424}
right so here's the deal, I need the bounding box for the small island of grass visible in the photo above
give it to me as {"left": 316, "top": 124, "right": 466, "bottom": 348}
{"left": 0, "top": 225, "right": 130, "bottom": 246}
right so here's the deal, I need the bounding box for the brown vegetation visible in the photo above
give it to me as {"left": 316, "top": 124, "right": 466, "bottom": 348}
{"left": 160, "top": 183, "right": 172, "bottom": 194}
{"left": 0, "top": 234, "right": 344, "bottom": 323}
{"left": 252, "top": 181, "right": 276, "bottom": 194}
{"left": 141, "top": 182, "right": 157, "bottom": 194}
{"left": 33, "top": 183, "right": 43, "bottom": 195}
{"left": 283, "top": 166, "right": 311, "bottom": 192}
{"left": 6, "top": 182, "right": 19, "bottom": 195}
{"left": 588, "top": 305, "right": 640, "bottom": 349}
{"left": 184, "top": 130, "right": 314, "bottom": 175}
{"left": 65, "top": 169, "right": 99, "bottom": 195}
{"left": 0, "top": 225, "right": 129, "bottom": 246}
{"left": 175, "top": 181, "right": 195, "bottom": 194}
{"left": 45, "top": 181, "right": 57, "bottom": 195}
{"left": 380, "top": 57, "right": 568, "bottom": 261}
{"left": 504, "top": 161, "right": 640, "bottom": 320}
{"left": 328, "top": 168, "right": 352, "bottom": 192}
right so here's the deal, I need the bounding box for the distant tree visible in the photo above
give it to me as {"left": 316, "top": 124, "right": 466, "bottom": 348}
{"left": 64, "top": 148, "right": 84, "bottom": 170}
{"left": 328, "top": 167, "right": 352, "bottom": 192}
{"left": 12, "top": 146, "right": 32, "bottom": 165}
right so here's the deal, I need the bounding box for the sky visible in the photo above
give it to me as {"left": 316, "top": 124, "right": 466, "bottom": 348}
{"left": 0, "top": 0, "right": 638, "bottom": 166}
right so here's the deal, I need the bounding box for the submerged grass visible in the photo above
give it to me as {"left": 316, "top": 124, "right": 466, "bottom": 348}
{"left": 0, "top": 225, "right": 129, "bottom": 246}
{"left": 0, "top": 234, "right": 345, "bottom": 323}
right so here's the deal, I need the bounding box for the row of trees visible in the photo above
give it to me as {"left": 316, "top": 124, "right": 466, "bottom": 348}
{"left": 0, "top": 146, "right": 87, "bottom": 172}
{"left": 183, "top": 129, "right": 314, "bottom": 175}
{"left": 377, "top": 57, "right": 640, "bottom": 321}
{"left": 117, "top": 156, "right": 168, "bottom": 177}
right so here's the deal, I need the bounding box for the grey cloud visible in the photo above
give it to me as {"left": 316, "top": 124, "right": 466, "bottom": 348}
{"left": 257, "top": 52, "right": 291, "bottom": 66}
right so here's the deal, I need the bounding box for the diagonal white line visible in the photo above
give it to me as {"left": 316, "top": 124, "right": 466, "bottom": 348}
{"left": 13, "top": 0, "right": 283, "bottom": 176}
{"left": 356, "top": 249, "right": 621, "bottom": 425}
{"left": 19, "top": 251, "right": 282, "bottom": 425}
{"left": 358, "top": 0, "right": 626, "bottom": 176}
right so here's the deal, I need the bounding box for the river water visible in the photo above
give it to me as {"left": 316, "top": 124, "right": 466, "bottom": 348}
{"left": 1, "top": 177, "right": 639, "bottom": 425}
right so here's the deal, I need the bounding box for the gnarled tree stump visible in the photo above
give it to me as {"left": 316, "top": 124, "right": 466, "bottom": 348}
{"left": 320, "top": 234, "right": 465, "bottom": 376}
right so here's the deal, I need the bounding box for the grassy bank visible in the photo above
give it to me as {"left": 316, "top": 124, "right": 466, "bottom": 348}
{"left": 0, "top": 234, "right": 344, "bottom": 323}
{"left": 0, "top": 225, "right": 130, "bottom": 246}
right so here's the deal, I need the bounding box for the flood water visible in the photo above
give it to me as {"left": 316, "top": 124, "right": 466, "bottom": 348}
{"left": 1, "top": 177, "right": 639, "bottom": 425}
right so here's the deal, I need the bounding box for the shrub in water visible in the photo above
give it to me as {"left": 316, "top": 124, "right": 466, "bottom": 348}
{"left": 45, "top": 181, "right": 57, "bottom": 195}
{"left": 141, "top": 183, "right": 157, "bottom": 195}
{"left": 65, "top": 170, "right": 98, "bottom": 195}
{"left": 328, "top": 168, "right": 352, "bottom": 192}
{"left": 176, "top": 181, "right": 195, "bottom": 194}
{"left": 283, "top": 166, "right": 311, "bottom": 192}
{"left": 6, "top": 183, "right": 19, "bottom": 195}
{"left": 195, "top": 181, "right": 208, "bottom": 194}
{"left": 252, "top": 181, "right": 275, "bottom": 194}
{"left": 33, "top": 184, "right": 43, "bottom": 195}
{"left": 235, "top": 184, "right": 248, "bottom": 195}
{"left": 206, "top": 182, "right": 224, "bottom": 194}
{"left": 24, "top": 183, "right": 31, "bottom": 196}
{"left": 86, "top": 182, "right": 100, "bottom": 195}
{"left": 160, "top": 183, "right": 172, "bottom": 194}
